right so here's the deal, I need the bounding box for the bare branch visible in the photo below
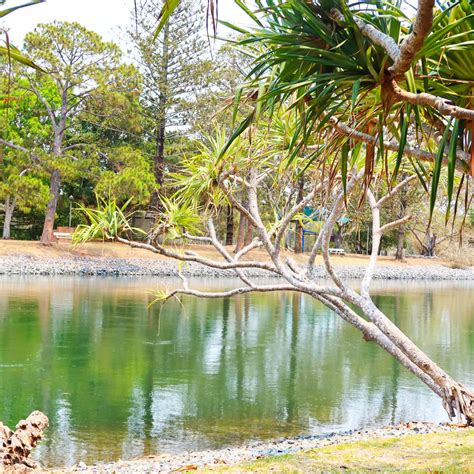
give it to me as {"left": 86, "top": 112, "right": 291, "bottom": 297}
{"left": 116, "top": 236, "right": 279, "bottom": 274}
{"left": 380, "top": 215, "right": 412, "bottom": 234}
{"left": 376, "top": 175, "right": 417, "bottom": 208}
{"left": 273, "top": 182, "right": 323, "bottom": 258}
{"left": 234, "top": 238, "right": 263, "bottom": 261}
{"left": 0, "top": 139, "right": 41, "bottom": 164}
{"left": 329, "top": 119, "right": 469, "bottom": 171}
{"left": 330, "top": 9, "right": 400, "bottom": 64}
{"left": 25, "top": 81, "right": 58, "bottom": 129}
{"left": 206, "top": 218, "right": 256, "bottom": 288}
{"left": 392, "top": 80, "right": 474, "bottom": 121}
{"left": 165, "top": 283, "right": 304, "bottom": 300}
{"left": 317, "top": 170, "right": 363, "bottom": 289}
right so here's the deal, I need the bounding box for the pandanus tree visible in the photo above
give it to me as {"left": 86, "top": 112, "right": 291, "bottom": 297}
{"left": 80, "top": 0, "right": 474, "bottom": 423}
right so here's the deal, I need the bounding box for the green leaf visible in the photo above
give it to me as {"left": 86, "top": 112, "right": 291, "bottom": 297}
{"left": 341, "top": 140, "right": 349, "bottom": 202}
{"left": 392, "top": 105, "right": 410, "bottom": 183}
{"left": 446, "top": 118, "right": 460, "bottom": 222}
{"left": 351, "top": 79, "right": 361, "bottom": 112}
{"left": 429, "top": 119, "right": 452, "bottom": 224}
{"left": 0, "top": 44, "right": 44, "bottom": 71}
{"left": 0, "top": 0, "right": 44, "bottom": 18}
{"left": 153, "top": 0, "right": 180, "bottom": 39}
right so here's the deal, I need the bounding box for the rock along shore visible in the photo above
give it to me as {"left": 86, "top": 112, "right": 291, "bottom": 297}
{"left": 63, "top": 422, "right": 470, "bottom": 473}
{"left": 0, "top": 255, "right": 473, "bottom": 280}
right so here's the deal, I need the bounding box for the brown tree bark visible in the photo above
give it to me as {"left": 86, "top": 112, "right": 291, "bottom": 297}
{"left": 244, "top": 216, "right": 253, "bottom": 247}
{"left": 40, "top": 169, "right": 61, "bottom": 244}
{"left": 225, "top": 205, "right": 234, "bottom": 246}
{"left": 234, "top": 198, "right": 249, "bottom": 253}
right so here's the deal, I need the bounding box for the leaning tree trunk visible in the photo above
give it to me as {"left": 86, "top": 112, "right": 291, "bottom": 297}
{"left": 244, "top": 216, "right": 253, "bottom": 247}
{"left": 2, "top": 196, "right": 15, "bottom": 240}
{"left": 40, "top": 169, "right": 61, "bottom": 244}
{"left": 234, "top": 212, "right": 247, "bottom": 252}
{"left": 234, "top": 198, "right": 249, "bottom": 253}
{"left": 40, "top": 103, "right": 66, "bottom": 245}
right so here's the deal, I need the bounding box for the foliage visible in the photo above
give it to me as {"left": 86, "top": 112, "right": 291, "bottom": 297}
{"left": 153, "top": 196, "right": 202, "bottom": 241}
{"left": 213, "top": 0, "right": 474, "bottom": 224}
{"left": 72, "top": 195, "right": 145, "bottom": 244}
{"left": 94, "top": 146, "right": 156, "bottom": 206}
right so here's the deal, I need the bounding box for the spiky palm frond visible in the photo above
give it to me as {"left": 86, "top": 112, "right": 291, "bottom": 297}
{"left": 72, "top": 195, "right": 145, "bottom": 244}
{"left": 0, "top": 0, "right": 45, "bottom": 69}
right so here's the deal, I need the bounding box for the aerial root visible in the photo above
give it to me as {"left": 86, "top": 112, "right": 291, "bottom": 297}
{"left": 442, "top": 384, "right": 474, "bottom": 426}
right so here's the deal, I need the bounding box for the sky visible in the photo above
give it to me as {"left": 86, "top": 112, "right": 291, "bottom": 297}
{"left": 2, "top": 0, "right": 250, "bottom": 47}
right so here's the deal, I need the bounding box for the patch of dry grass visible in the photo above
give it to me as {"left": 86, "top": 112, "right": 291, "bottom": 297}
{"left": 202, "top": 430, "right": 474, "bottom": 473}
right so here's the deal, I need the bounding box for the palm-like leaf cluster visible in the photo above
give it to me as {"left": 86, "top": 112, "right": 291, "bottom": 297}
{"left": 217, "top": 0, "right": 473, "bottom": 222}
{"left": 72, "top": 195, "right": 145, "bottom": 244}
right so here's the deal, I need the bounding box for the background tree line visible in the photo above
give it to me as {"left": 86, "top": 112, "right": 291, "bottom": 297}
{"left": 0, "top": 0, "right": 472, "bottom": 263}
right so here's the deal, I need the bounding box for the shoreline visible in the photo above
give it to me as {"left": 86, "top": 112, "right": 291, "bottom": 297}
{"left": 0, "top": 254, "right": 473, "bottom": 280}
{"left": 57, "top": 422, "right": 471, "bottom": 473}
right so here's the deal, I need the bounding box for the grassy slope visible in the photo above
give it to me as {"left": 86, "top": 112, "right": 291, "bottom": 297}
{"left": 202, "top": 430, "right": 474, "bottom": 473}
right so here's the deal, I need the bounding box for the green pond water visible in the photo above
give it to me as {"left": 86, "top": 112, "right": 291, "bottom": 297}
{"left": 0, "top": 276, "right": 473, "bottom": 467}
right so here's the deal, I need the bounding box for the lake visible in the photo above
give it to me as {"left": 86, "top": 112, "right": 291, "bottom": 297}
{"left": 0, "top": 276, "right": 472, "bottom": 467}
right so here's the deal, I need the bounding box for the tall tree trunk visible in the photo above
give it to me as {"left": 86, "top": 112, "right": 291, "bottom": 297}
{"left": 225, "top": 205, "right": 234, "bottom": 246}
{"left": 333, "top": 223, "right": 343, "bottom": 248}
{"left": 423, "top": 229, "right": 437, "bottom": 257}
{"left": 294, "top": 175, "right": 304, "bottom": 253}
{"left": 395, "top": 229, "right": 405, "bottom": 260}
{"left": 149, "top": 22, "right": 170, "bottom": 212}
{"left": 2, "top": 196, "right": 15, "bottom": 240}
{"left": 40, "top": 94, "right": 66, "bottom": 245}
{"left": 40, "top": 169, "right": 61, "bottom": 244}
{"left": 234, "top": 213, "right": 247, "bottom": 252}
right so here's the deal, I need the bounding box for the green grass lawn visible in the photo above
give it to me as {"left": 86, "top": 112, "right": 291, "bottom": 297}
{"left": 201, "top": 430, "right": 474, "bottom": 473}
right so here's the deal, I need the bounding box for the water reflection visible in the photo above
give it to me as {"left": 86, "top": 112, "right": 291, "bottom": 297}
{"left": 0, "top": 276, "right": 472, "bottom": 467}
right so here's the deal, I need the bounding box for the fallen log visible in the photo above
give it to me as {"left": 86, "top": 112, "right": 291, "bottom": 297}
{"left": 0, "top": 411, "right": 48, "bottom": 470}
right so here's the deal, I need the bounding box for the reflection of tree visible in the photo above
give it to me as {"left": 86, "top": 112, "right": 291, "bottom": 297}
{"left": 286, "top": 292, "right": 300, "bottom": 423}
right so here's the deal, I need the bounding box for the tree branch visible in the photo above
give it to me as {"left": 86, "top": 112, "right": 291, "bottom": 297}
{"left": 376, "top": 175, "right": 417, "bottom": 207}
{"left": 330, "top": 8, "right": 400, "bottom": 65}
{"left": 392, "top": 80, "right": 474, "bottom": 121}
{"left": 329, "top": 119, "right": 469, "bottom": 171}
{"left": 380, "top": 214, "right": 412, "bottom": 234}
{"left": 388, "top": 0, "right": 435, "bottom": 75}
{"left": 116, "top": 236, "right": 279, "bottom": 274}
{"left": 0, "top": 139, "right": 41, "bottom": 164}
